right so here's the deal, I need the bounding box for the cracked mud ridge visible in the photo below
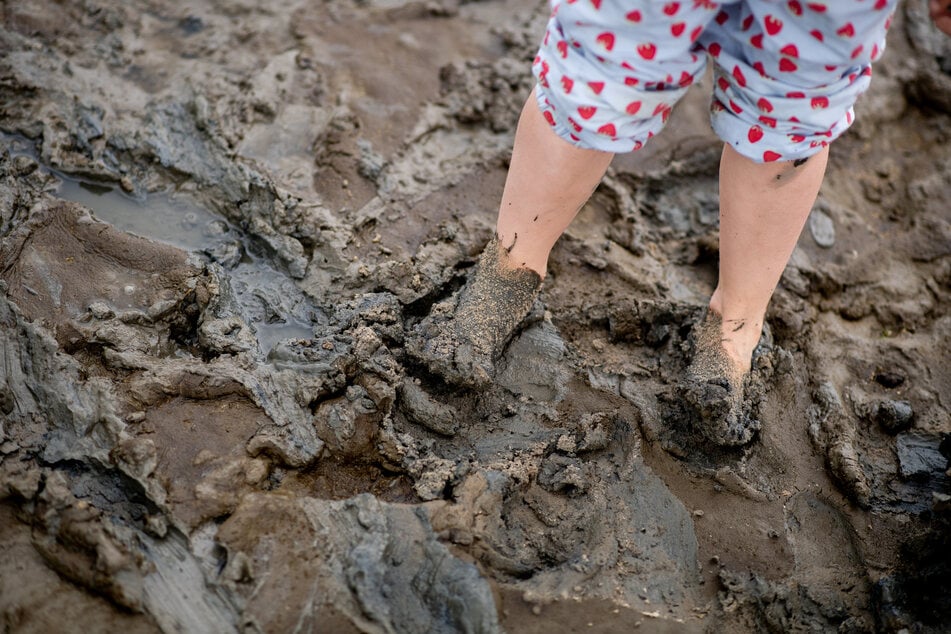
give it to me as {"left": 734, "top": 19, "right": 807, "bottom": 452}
{"left": 1, "top": 1, "right": 949, "bottom": 632}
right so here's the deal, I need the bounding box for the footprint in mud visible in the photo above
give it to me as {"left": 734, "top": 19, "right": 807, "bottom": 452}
{"left": 717, "top": 491, "right": 875, "bottom": 631}
{"left": 784, "top": 491, "right": 866, "bottom": 584}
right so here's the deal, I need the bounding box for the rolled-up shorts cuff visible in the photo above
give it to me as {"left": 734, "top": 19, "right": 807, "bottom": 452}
{"left": 530, "top": 0, "right": 896, "bottom": 162}
{"left": 533, "top": 78, "right": 674, "bottom": 154}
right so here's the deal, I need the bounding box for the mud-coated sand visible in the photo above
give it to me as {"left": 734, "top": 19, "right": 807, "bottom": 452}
{"left": 0, "top": 1, "right": 949, "bottom": 632}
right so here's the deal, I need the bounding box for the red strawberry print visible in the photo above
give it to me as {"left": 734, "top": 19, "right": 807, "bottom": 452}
{"left": 621, "top": 61, "right": 635, "bottom": 71}
{"left": 578, "top": 106, "right": 596, "bottom": 120}
{"left": 781, "top": 44, "right": 799, "bottom": 58}
{"left": 708, "top": 42, "right": 722, "bottom": 57}
{"left": 786, "top": 91, "right": 805, "bottom": 98}
{"left": 763, "top": 150, "right": 782, "bottom": 162}
{"left": 632, "top": 140, "right": 643, "bottom": 151}
{"left": 732, "top": 66, "right": 747, "bottom": 87}
{"left": 753, "top": 61, "right": 766, "bottom": 76}
{"left": 597, "top": 123, "right": 616, "bottom": 136}
{"left": 624, "top": 76, "right": 639, "bottom": 86}
{"left": 691, "top": 26, "right": 703, "bottom": 42}
{"left": 596, "top": 32, "right": 616, "bottom": 51}
{"left": 811, "top": 96, "right": 829, "bottom": 109}
{"left": 824, "top": 64, "right": 837, "bottom": 71}
{"left": 588, "top": 81, "right": 605, "bottom": 95}
{"left": 837, "top": 23, "right": 855, "bottom": 38}
{"left": 788, "top": 0, "right": 803, "bottom": 16}
{"left": 717, "top": 76, "right": 730, "bottom": 92}
{"left": 543, "top": 111, "right": 556, "bottom": 126}
{"left": 561, "top": 76, "right": 574, "bottom": 93}
{"left": 590, "top": 0, "right": 602, "bottom": 8}
{"left": 662, "top": 107, "right": 672, "bottom": 123}
{"left": 789, "top": 134, "right": 805, "bottom": 143}
{"left": 567, "top": 117, "right": 582, "bottom": 132}
{"left": 806, "top": 3, "right": 826, "bottom": 12}
{"left": 637, "top": 43, "right": 657, "bottom": 60}
{"left": 748, "top": 125, "right": 764, "bottom": 143}
{"left": 626, "top": 101, "right": 642, "bottom": 115}
{"left": 557, "top": 41, "right": 569, "bottom": 58}
{"left": 671, "top": 22, "right": 686, "bottom": 37}
{"left": 626, "top": 9, "right": 642, "bottom": 22}
{"left": 750, "top": 33, "right": 764, "bottom": 49}
{"left": 715, "top": 11, "right": 729, "bottom": 25}
{"left": 850, "top": 44, "right": 863, "bottom": 59}
{"left": 729, "top": 99, "right": 743, "bottom": 113}
{"left": 569, "top": 133, "right": 580, "bottom": 142}
{"left": 678, "top": 71, "right": 693, "bottom": 87}
{"left": 810, "top": 29, "right": 824, "bottom": 41}
{"left": 764, "top": 15, "right": 783, "bottom": 35}
{"left": 779, "top": 58, "right": 798, "bottom": 72}
{"left": 759, "top": 115, "right": 777, "bottom": 128}
{"left": 757, "top": 97, "right": 774, "bottom": 113}
{"left": 875, "top": 0, "right": 888, "bottom": 8}
{"left": 653, "top": 102, "right": 669, "bottom": 116}
{"left": 742, "top": 14, "right": 754, "bottom": 31}
{"left": 663, "top": 2, "right": 680, "bottom": 16}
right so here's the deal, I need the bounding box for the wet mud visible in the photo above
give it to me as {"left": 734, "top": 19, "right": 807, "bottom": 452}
{"left": 1, "top": 1, "right": 949, "bottom": 632}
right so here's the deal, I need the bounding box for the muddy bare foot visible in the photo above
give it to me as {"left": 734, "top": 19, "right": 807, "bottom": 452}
{"left": 680, "top": 310, "right": 762, "bottom": 446}
{"left": 406, "top": 236, "right": 542, "bottom": 388}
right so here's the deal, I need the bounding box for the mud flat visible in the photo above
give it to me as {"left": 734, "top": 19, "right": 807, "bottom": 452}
{"left": 1, "top": 1, "right": 949, "bottom": 632}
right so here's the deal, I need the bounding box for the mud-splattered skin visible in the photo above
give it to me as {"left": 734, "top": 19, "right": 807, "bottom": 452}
{"left": 0, "top": 0, "right": 950, "bottom": 632}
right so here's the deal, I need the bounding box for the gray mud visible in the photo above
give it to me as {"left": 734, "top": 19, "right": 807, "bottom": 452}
{"left": 1, "top": 1, "right": 949, "bottom": 632}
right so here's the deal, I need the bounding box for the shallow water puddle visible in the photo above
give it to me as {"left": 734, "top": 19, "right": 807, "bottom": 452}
{"left": 3, "top": 135, "right": 317, "bottom": 354}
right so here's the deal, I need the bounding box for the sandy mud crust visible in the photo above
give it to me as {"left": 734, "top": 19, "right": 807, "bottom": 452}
{"left": 0, "top": 0, "right": 949, "bottom": 632}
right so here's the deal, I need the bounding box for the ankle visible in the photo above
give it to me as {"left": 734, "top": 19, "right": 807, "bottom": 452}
{"left": 495, "top": 231, "right": 550, "bottom": 279}
{"left": 706, "top": 298, "right": 762, "bottom": 377}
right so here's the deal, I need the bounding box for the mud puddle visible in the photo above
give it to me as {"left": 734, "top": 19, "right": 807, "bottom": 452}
{"left": 2, "top": 134, "right": 317, "bottom": 354}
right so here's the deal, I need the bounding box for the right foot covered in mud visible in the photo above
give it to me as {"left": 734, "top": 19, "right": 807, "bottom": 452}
{"left": 406, "top": 236, "right": 542, "bottom": 388}
{"left": 679, "top": 309, "right": 762, "bottom": 446}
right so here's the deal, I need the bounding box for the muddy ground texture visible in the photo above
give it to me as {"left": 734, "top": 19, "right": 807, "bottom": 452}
{"left": 1, "top": 1, "right": 949, "bottom": 632}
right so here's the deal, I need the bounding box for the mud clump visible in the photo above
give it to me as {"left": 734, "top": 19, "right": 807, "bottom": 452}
{"left": 0, "top": 1, "right": 949, "bottom": 632}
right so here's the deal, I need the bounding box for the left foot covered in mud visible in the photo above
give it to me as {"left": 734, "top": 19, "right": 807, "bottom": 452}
{"left": 680, "top": 309, "right": 762, "bottom": 446}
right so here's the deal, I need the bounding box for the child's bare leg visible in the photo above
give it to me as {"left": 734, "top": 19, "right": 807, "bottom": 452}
{"left": 497, "top": 88, "right": 614, "bottom": 278}
{"left": 407, "top": 92, "right": 612, "bottom": 386}
{"left": 685, "top": 143, "right": 828, "bottom": 445}
{"left": 712, "top": 143, "right": 829, "bottom": 373}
